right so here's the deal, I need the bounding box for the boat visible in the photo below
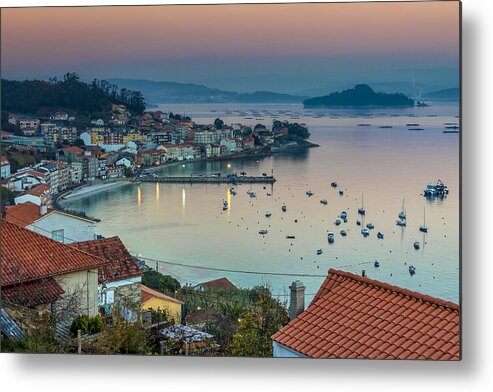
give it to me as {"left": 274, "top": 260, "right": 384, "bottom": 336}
{"left": 327, "top": 232, "right": 335, "bottom": 243}
{"left": 331, "top": 182, "right": 338, "bottom": 188}
{"left": 223, "top": 200, "right": 228, "bottom": 209}
{"left": 340, "top": 211, "right": 347, "bottom": 219}
{"left": 378, "top": 125, "right": 393, "bottom": 129}
{"left": 396, "top": 219, "right": 407, "bottom": 227}
{"left": 340, "top": 229, "right": 347, "bottom": 236}
{"left": 374, "top": 261, "right": 380, "bottom": 268}
{"left": 265, "top": 211, "right": 272, "bottom": 218}
{"left": 414, "top": 241, "right": 420, "bottom": 250}
{"left": 409, "top": 265, "right": 416, "bottom": 275}
{"left": 240, "top": 171, "right": 247, "bottom": 176}
{"left": 358, "top": 123, "right": 371, "bottom": 127}
{"left": 408, "top": 128, "right": 425, "bottom": 131}
{"left": 286, "top": 235, "right": 295, "bottom": 239}
{"left": 358, "top": 193, "right": 366, "bottom": 215}
{"left": 320, "top": 199, "right": 328, "bottom": 205}
{"left": 317, "top": 249, "right": 323, "bottom": 255}
{"left": 361, "top": 228, "right": 370, "bottom": 236}
{"left": 406, "top": 123, "right": 420, "bottom": 126}
{"left": 339, "top": 188, "right": 344, "bottom": 195}
{"left": 356, "top": 220, "right": 362, "bottom": 226}
{"left": 423, "top": 180, "right": 449, "bottom": 197}
{"left": 366, "top": 223, "right": 374, "bottom": 229}
{"left": 398, "top": 199, "right": 406, "bottom": 220}
{"left": 419, "top": 206, "right": 428, "bottom": 232}
{"left": 377, "top": 232, "right": 384, "bottom": 239}
{"left": 306, "top": 190, "right": 314, "bottom": 197}
{"left": 259, "top": 229, "right": 268, "bottom": 235}
{"left": 282, "top": 205, "right": 287, "bottom": 212}
{"left": 247, "top": 189, "right": 256, "bottom": 198}
{"left": 335, "top": 219, "right": 341, "bottom": 226}
{"left": 445, "top": 125, "right": 459, "bottom": 129}
{"left": 266, "top": 192, "right": 272, "bottom": 196}
{"left": 230, "top": 188, "right": 237, "bottom": 196}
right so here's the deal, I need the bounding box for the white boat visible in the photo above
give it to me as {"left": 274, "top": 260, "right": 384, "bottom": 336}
{"left": 414, "top": 241, "right": 420, "bottom": 250}
{"left": 398, "top": 198, "right": 406, "bottom": 219}
{"left": 366, "top": 223, "right": 374, "bottom": 229}
{"left": 419, "top": 206, "right": 428, "bottom": 233}
{"left": 409, "top": 265, "right": 416, "bottom": 275}
{"left": 222, "top": 200, "right": 228, "bottom": 210}
{"left": 317, "top": 249, "right": 323, "bottom": 255}
{"left": 361, "top": 228, "right": 370, "bottom": 236}
{"left": 282, "top": 205, "right": 287, "bottom": 212}
{"left": 306, "top": 190, "right": 314, "bottom": 197}
{"left": 340, "top": 229, "right": 347, "bottom": 236}
{"left": 340, "top": 211, "right": 347, "bottom": 219}
{"left": 358, "top": 193, "right": 366, "bottom": 215}
{"left": 335, "top": 219, "right": 341, "bottom": 226}
{"left": 320, "top": 199, "right": 328, "bottom": 205}
{"left": 259, "top": 229, "right": 268, "bottom": 235}
{"left": 377, "top": 232, "right": 384, "bottom": 239}
{"left": 339, "top": 188, "right": 344, "bottom": 195}
{"left": 327, "top": 232, "right": 335, "bottom": 243}
{"left": 265, "top": 211, "right": 272, "bottom": 218}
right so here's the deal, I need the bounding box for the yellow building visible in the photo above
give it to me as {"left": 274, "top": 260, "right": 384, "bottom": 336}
{"left": 141, "top": 285, "right": 183, "bottom": 324}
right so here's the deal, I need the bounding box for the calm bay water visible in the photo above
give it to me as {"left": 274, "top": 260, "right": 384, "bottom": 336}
{"left": 65, "top": 103, "right": 460, "bottom": 303}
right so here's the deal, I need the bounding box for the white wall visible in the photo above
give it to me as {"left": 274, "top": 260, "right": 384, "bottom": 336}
{"left": 15, "top": 194, "right": 42, "bottom": 205}
{"left": 272, "top": 342, "right": 305, "bottom": 358}
{"left": 28, "top": 212, "right": 97, "bottom": 243}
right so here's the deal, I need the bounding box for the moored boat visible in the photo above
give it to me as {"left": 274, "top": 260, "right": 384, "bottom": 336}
{"left": 361, "top": 228, "right": 370, "bottom": 236}
{"left": 327, "top": 232, "right": 335, "bottom": 243}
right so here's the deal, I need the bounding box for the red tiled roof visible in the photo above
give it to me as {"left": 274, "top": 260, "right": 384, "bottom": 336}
{"left": 272, "top": 269, "right": 460, "bottom": 360}
{"left": 73, "top": 237, "right": 142, "bottom": 284}
{"left": 185, "top": 309, "right": 222, "bottom": 325}
{"left": 62, "top": 146, "right": 84, "bottom": 155}
{"left": 1, "top": 221, "right": 108, "bottom": 286}
{"left": 21, "top": 183, "right": 50, "bottom": 197}
{"left": 195, "top": 277, "right": 237, "bottom": 290}
{"left": 2, "top": 278, "right": 65, "bottom": 307}
{"left": 4, "top": 201, "right": 54, "bottom": 227}
{"left": 141, "top": 285, "right": 183, "bottom": 304}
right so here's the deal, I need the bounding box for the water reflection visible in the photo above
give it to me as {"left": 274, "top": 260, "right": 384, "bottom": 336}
{"left": 137, "top": 185, "right": 141, "bottom": 208}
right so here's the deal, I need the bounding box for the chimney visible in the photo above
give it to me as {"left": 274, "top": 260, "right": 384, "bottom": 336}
{"left": 40, "top": 202, "right": 48, "bottom": 216}
{"left": 362, "top": 270, "right": 366, "bottom": 278}
{"left": 289, "top": 280, "right": 305, "bottom": 321}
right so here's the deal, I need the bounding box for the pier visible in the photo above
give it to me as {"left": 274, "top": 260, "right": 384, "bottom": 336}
{"left": 135, "top": 175, "right": 276, "bottom": 184}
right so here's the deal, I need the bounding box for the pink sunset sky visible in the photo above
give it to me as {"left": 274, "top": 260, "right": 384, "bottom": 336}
{"left": 1, "top": 2, "right": 460, "bottom": 94}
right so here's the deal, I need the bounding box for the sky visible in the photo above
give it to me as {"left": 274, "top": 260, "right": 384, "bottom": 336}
{"left": 1, "top": 2, "right": 460, "bottom": 95}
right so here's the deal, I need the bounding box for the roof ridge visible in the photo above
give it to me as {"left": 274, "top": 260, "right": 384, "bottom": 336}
{"left": 327, "top": 269, "right": 459, "bottom": 311}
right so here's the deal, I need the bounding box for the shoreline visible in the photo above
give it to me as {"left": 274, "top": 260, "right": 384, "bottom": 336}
{"left": 57, "top": 180, "right": 132, "bottom": 206}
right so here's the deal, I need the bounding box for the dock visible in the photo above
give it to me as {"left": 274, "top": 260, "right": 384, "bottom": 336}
{"left": 135, "top": 175, "right": 276, "bottom": 184}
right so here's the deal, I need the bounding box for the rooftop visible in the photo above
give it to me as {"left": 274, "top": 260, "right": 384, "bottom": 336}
{"left": 1, "top": 221, "right": 108, "bottom": 287}
{"left": 141, "top": 285, "right": 183, "bottom": 305}
{"left": 73, "top": 237, "right": 142, "bottom": 284}
{"left": 272, "top": 269, "right": 460, "bottom": 360}
{"left": 195, "top": 277, "right": 237, "bottom": 290}
{"left": 4, "top": 201, "right": 54, "bottom": 227}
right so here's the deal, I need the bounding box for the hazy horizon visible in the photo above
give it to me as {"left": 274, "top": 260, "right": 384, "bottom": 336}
{"left": 1, "top": 2, "right": 460, "bottom": 95}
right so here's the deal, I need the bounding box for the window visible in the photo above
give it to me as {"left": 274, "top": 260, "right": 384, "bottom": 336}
{"left": 51, "top": 229, "right": 64, "bottom": 242}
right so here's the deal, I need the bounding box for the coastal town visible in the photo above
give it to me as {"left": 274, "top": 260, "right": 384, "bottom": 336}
{"left": 1, "top": 92, "right": 459, "bottom": 358}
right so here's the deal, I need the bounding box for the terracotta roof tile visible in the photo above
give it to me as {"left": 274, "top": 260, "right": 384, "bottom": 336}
{"left": 272, "top": 269, "right": 460, "bottom": 360}
{"left": 1, "top": 221, "right": 108, "bottom": 287}
{"left": 141, "top": 285, "right": 183, "bottom": 305}
{"left": 2, "top": 278, "right": 64, "bottom": 307}
{"left": 73, "top": 237, "right": 142, "bottom": 284}
{"left": 195, "top": 277, "right": 237, "bottom": 290}
{"left": 4, "top": 201, "right": 54, "bottom": 227}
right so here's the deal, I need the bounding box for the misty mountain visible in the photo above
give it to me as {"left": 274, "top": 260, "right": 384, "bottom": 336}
{"left": 424, "top": 87, "right": 459, "bottom": 102}
{"left": 303, "top": 84, "right": 414, "bottom": 108}
{"left": 107, "top": 78, "right": 306, "bottom": 104}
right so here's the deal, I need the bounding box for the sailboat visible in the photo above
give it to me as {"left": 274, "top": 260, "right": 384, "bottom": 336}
{"left": 419, "top": 206, "right": 428, "bottom": 233}
{"left": 398, "top": 199, "right": 406, "bottom": 220}
{"left": 358, "top": 193, "right": 366, "bottom": 215}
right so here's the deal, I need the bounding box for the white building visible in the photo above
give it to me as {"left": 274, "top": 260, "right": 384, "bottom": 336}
{"left": 0, "top": 155, "right": 11, "bottom": 179}
{"left": 5, "top": 201, "right": 98, "bottom": 244}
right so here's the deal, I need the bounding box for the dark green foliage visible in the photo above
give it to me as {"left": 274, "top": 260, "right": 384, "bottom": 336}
{"left": 142, "top": 270, "right": 181, "bottom": 295}
{"left": 272, "top": 120, "right": 310, "bottom": 139}
{"left": 304, "top": 84, "right": 414, "bottom": 107}
{"left": 214, "top": 118, "right": 224, "bottom": 129}
{"left": 70, "top": 314, "right": 104, "bottom": 337}
{"left": 1, "top": 72, "right": 145, "bottom": 116}
{"left": 0, "top": 187, "right": 15, "bottom": 206}
{"left": 95, "top": 320, "right": 152, "bottom": 355}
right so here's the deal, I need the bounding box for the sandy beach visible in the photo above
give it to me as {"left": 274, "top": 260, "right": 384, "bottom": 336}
{"left": 58, "top": 180, "right": 132, "bottom": 205}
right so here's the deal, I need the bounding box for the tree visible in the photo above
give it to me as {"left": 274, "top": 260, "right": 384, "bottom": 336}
{"left": 214, "top": 118, "right": 224, "bottom": 130}
{"left": 142, "top": 270, "right": 181, "bottom": 295}
{"left": 0, "top": 187, "right": 15, "bottom": 206}
{"left": 272, "top": 120, "right": 310, "bottom": 139}
{"left": 95, "top": 320, "right": 153, "bottom": 355}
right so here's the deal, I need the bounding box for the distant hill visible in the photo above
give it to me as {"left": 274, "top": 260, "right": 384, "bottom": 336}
{"left": 108, "top": 78, "right": 306, "bottom": 104}
{"left": 303, "top": 84, "right": 414, "bottom": 108}
{"left": 425, "top": 87, "right": 459, "bottom": 102}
